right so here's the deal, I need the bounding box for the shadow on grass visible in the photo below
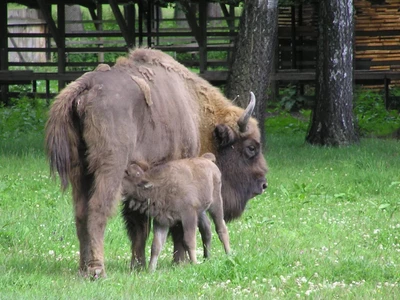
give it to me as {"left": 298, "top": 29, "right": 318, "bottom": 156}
{"left": 3, "top": 255, "right": 77, "bottom": 278}
{"left": 2, "top": 254, "right": 137, "bottom": 279}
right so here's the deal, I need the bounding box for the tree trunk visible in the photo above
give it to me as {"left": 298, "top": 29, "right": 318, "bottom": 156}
{"left": 306, "top": 0, "right": 359, "bottom": 146}
{"left": 225, "top": 0, "right": 278, "bottom": 146}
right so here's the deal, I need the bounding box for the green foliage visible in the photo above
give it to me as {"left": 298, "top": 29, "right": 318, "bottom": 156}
{"left": 265, "top": 109, "right": 310, "bottom": 134}
{"left": 278, "top": 84, "right": 308, "bottom": 111}
{"left": 354, "top": 88, "right": 400, "bottom": 136}
{"left": 0, "top": 97, "right": 48, "bottom": 140}
{"left": 269, "top": 86, "right": 400, "bottom": 137}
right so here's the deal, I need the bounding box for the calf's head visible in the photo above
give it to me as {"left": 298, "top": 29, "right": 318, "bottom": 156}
{"left": 214, "top": 92, "right": 268, "bottom": 221}
{"left": 122, "top": 162, "right": 153, "bottom": 196}
{"left": 201, "top": 152, "right": 216, "bottom": 162}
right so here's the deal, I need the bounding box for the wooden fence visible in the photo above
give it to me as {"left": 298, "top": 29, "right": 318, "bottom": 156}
{"left": 2, "top": 0, "right": 400, "bottom": 107}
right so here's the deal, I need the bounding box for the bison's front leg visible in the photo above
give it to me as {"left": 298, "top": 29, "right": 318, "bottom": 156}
{"left": 170, "top": 222, "right": 188, "bottom": 263}
{"left": 121, "top": 203, "right": 150, "bottom": 270}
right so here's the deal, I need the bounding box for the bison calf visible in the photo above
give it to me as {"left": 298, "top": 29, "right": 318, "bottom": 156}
{"left": 122, "top": 153, "right": 230, "bottom": 271}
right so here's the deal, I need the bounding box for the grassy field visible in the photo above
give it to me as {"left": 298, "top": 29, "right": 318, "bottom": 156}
{"left": 1, "top": 104, "right": 399, "bottom": 299}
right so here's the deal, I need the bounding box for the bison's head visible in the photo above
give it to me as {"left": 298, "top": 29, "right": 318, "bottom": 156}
{"left": 214, "top": 92, "right": 268, "bottom": 221}
{"left": 122, "top": 162, "right": 153, "bottom": 196}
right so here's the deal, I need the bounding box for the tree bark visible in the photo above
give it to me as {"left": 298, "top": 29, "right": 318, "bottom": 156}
{"left": 306, "top": 0, "right": 359, "bottom": 146}
{"left": 225, "top": 0, "right": 278, "bottom": 146}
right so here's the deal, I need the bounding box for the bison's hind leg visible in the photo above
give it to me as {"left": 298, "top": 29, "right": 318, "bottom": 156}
{"left": 71, "top": 169, "right": 93, "bottom": 276}
{"left": 83, "top": 154, "right": 128, "bottom": 278}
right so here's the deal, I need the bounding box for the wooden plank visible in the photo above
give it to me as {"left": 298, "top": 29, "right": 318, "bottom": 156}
{"left": 36, "top": 0, "right": 61, "bottom": 47}
{"left": 7, "top": 46, "right": 127, "bottom": 52}
{"left": 198, "top": 0, "right": 207, "bottom": 73}
{"left": 180, "top": 1, "right": 201, "bottom": 43}
{"left": 271, "top": 70, "right": 400, "bottom": 82}
{"left": 1, "top": 0, "right": 8, "bottom": 104}
{"left": 200, "top": 70, "right": 228, "bottom": 83}
{"left": 107, "top": 0, "right": 133, "bottom": 47}
{"left": 145, "top": 0, "right": 152, "bottom": 47}
{"left": 0, "top": 0, "right": 7, "bottom": 68}
{"left": 0, "top": 70, "right": 34, "bottom": 81}
{"left": 57, "top": 3, "right": 66, "bottom": 90}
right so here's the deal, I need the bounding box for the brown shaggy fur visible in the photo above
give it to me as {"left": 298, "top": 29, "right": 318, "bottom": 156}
{"left": 122, "top": 153, "right": 230, "bottom": 271}
{"left": 45, "top": 48, "right": 267, "bottom": 277}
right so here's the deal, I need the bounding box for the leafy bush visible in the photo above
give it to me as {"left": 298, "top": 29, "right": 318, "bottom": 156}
{"left": 354, "top": 88, "right": 400, "bottom": 136}
{"left": 265, "top": 109, "right": 310, "bottom": 134}
{"left": 268, "top": 86, "right": 400, "bottom": 137}
{"left": 0, "top": 97, "right": 48, "bottom": 139}
{"left": 278, "top": 84, "right": 306, "bottom": 111}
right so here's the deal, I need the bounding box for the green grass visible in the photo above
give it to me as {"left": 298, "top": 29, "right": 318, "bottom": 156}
{"left": 1, "top": 106, "right": 399, "bottom": 298}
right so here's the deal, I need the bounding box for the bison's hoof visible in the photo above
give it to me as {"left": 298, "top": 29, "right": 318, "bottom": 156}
{"left": 87, "top": 265, "right": 106, "bottom": 279}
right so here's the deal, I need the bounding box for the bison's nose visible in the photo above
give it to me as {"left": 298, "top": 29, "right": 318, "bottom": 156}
{"left": 262, "top": 182, "right": 268, "bottom": 190}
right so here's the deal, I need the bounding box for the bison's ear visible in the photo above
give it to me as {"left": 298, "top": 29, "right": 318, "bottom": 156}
{"left": 136, "top": 160, "right": 150, "bottom": 171}
{"left": 214, "top": 124, "right": 236, "bottom": 148}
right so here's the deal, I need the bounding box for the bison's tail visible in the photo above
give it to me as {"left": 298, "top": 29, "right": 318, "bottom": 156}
{"left": 45, "top": 73, "right": 91, "bottom": 190}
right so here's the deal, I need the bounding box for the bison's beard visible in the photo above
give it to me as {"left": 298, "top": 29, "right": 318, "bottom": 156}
{"left": 220, "top": 179, "right": 253, "bottom": 222}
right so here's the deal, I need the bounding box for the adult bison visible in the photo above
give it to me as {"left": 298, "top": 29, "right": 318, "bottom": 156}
{"left": 45, "top": 48, "right": 267, "bottom": 278}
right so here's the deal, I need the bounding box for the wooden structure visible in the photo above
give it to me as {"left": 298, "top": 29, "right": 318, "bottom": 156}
{"left": 2, "top": 0, "right": 400, "bottom": 106}
{"left": 274, "top": 0, "right": 400, "bottom": 107}
{"left": 8, "top": 8, "right": 48, "bottom": 63}
{"left": 1, "top": 0, "right": 239, "bottom": 104}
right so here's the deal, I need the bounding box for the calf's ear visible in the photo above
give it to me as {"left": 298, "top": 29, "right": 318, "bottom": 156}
{"left": 214, "top": 124, "right": 236, "bottom": 148}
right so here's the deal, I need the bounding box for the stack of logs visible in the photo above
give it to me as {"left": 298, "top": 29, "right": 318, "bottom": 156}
{"left": 355, "top": 0, "right": 400, "bottom": 72}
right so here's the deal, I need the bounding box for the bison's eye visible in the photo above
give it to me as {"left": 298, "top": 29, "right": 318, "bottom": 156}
{"left": 246, "top": 145, "right": 256, "bottom": 158}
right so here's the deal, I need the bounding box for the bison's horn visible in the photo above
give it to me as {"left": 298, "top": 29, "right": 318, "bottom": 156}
{"left": 238, "top": 92, "right": 256, "bottom": 132}
{"left": 144, "top": 182, "right": 153, "bottom": 189}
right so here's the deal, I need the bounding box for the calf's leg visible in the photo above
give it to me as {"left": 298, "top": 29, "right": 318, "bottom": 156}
{"left": 121, "top": 204, "right": 151, "bottom": 270}
{"left": 198, "top": 211, "right": 212, "bottom": 259}
{"left": 181, "top": 212, "right": 199, "bottom": 264}
{"left": 208, "top": 194, "right": 230, "bottom": 255}
{"left": 148, "top": 221, "right": 169, "bottom": 272}
{"left": 170, "top": 223, "right": 188, "bottom": 263}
